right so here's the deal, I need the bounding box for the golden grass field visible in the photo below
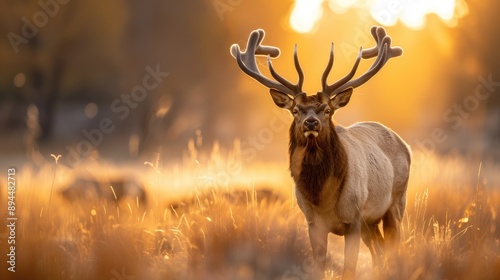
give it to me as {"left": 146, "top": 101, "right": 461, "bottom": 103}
{"left": 1, "top": 147, "right": 499, "bottom": 280}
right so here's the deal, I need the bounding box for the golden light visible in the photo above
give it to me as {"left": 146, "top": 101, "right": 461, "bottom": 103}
{"left": 369, "top": 0, "right": 468, "bottom": 29}
{"left": 290, "top": 0, "right": 469, "bottom": 32}
{"left": 289, "top": 0, "right": 324, "bottom": 33}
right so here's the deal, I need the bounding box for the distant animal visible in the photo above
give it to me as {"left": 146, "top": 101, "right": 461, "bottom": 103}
{"left": 230, "top": 26, "right": 411, "bottom": 279}
{"left": 169, "top": 187, "right": 284, "bottom": 212}
{"left": 60, "top": 176, "right": 147, "bottom": 206}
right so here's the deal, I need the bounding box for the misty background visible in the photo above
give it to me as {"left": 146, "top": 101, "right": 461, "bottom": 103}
{"left": 0, "top": 0, "right": 498, "bottom": 168}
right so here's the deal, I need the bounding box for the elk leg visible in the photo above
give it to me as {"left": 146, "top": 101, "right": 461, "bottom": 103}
{"left": 343, "top": 223, "right": 361, "bottom": 280}
{"left": 361, "top": 223, "right": 385, "bottom": 268}
{"left": 383, "top": 193, "right": 406, "bottom": 268}
{"left": 383, "top": 209, "right": 401, "bottom": 250}
{"left": 308, "top": 224, "right": 328, "bottom": 279}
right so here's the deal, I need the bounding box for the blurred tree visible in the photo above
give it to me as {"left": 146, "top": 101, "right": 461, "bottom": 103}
{"left": 448, "top": 0, "right": 500, "bottom": 160}
{"left": 0, "top": 0, "right": 128, "bottom": 140}
{"left": 0, "top": 0, "right": 293, "bottom": 162}
{"left": 121, "top": 0, "right": 243, "bottom": 159}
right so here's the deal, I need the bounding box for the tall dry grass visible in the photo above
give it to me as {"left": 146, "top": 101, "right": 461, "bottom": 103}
{"left": 0, "top": 146, "right": 499, "bottom": 280}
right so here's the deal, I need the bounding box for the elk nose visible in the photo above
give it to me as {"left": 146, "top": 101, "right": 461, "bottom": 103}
{"left": 304, "top": 118, "right": 319, "bottom": 130}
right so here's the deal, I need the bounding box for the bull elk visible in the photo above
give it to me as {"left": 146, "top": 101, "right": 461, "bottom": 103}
{"left": 230, "top": 26, "right": 411, "bottom": 279}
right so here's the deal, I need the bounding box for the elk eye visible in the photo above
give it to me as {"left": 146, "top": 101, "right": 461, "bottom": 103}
{"left": 292, "top": 109, "right": 299, "bottom": 115}
{"left": 325, "top": 109, "right": 331, "bottom": 115}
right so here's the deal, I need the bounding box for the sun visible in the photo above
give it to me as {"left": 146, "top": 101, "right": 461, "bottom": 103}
{"left": 289, "top": 0, "right": 324, "bottom": 33}
{"left": 368, "top": 0, "right": 468, "bottom": 28}
{"left": 289, "top": 0, "right": 469, "bottom": 32}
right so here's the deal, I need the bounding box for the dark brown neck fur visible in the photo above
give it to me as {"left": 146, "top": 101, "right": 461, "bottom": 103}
{"left": 289, "top": 121, "right": 348, "bottom": 205}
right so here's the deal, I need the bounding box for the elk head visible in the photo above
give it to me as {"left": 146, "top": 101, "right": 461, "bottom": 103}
{"left": 230, "top": 27, "right": 403, "bottom": 143}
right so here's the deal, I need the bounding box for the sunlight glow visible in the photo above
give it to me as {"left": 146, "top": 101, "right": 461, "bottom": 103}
{"left": 290, "top": 0, "right": 469, "bottom": 32}
{"left": 289, "top": 0, "right": 324, "bottom": 33}
{"left": 370, "top": 0, "right": 466, "bottom": 29}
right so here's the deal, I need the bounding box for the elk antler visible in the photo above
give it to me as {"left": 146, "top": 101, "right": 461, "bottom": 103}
{"left": 230, "top": 29, "right": 304, "bottom": 97}
{"left": 322, "top": 26, "right": 403, "bottom": 97}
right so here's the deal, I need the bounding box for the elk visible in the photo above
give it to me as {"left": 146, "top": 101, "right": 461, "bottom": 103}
{"left": 60, "top": 176, "right": 147, "bottom": 207}
{"left": 230, "top": 26, "right": 411, "bottom": 279}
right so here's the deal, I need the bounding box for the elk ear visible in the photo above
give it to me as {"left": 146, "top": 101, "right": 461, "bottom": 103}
{"left": 329, "top": 87, "right": 353, "bottom": 109}
{"left": 269, "top": 89, "right": 294, "bottom": 110}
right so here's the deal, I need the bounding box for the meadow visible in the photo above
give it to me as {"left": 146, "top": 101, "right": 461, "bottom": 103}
{"left": 1, "top": 145, "right": 499, "bottom": 280}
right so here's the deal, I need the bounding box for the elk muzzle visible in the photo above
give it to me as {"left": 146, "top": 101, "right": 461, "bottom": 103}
{"left": 303, "top": 116, "right": 320, "bottom": 137}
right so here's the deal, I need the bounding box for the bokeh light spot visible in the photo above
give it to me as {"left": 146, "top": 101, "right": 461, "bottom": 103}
{"left": 84, "top": 102, "right": 98, "bottom": 119}
{"left": 13, "top": 73, "right": 26, "bottom": 88}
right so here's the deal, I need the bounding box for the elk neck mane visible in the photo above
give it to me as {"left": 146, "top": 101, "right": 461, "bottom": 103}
{"left": 289, "top": 121, "right": 349, "bottom": 205}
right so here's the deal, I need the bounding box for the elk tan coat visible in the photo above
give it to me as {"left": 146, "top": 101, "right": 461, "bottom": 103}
{"left": 231, "top": 26, "right": 411, "bottom": 279}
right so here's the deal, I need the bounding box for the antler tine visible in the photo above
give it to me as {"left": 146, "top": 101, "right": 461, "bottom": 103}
{"left": 234, "top": 50, "right": 293, "bottom": 95}
{"left": 268, "top": 44, "right": 304, "bottom": 94}
{"left": 323, "top": 47, "right": 362, "bottom": 97}
{"left": 332, "top": 43, "right": 389, "bottom": 95}
{"left": 361, "top": 26, "right": 384, "bottom": 58}
{"left": 321, "top": 43, "right": 334, "bottom": 92}
{"left": 294, "top": 44, "right": 304, "bottom": 92}
{"left": 362, "top": 27, "right": 403, "bottom": 59}
{"left": 254, "top": 29, "right": 281, "bottom": 57}
{"left": 231, "top": 29, "right": 304, "bottom": 97}
{"left": 323, "top": 26, "right": 403, "bottom": 96}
